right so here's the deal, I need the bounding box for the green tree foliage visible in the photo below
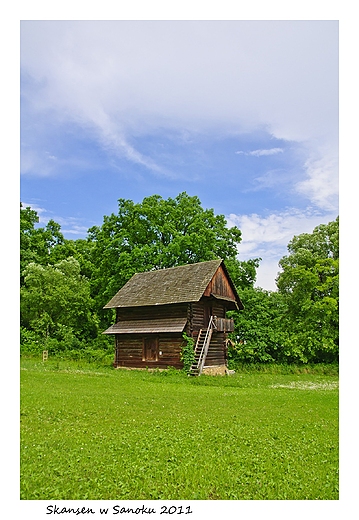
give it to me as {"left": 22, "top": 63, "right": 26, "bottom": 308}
{"left": 225, "top": 257, "right": 261, "bottom": 289}
{"left": 20, "top": 197, "right": 339, "bottom": 366}
{"left": 228, "top": 288, "right": 287, "bottom": 364}
{"left": 88, "top": 192, "right": 243, "bottom": 325}
{"left": 20, "top": 202, "right": 96, "bottom": 280}
{"left": 20, "top": 203, "right": 39, "bottom": 273}
{"left": 48, "top": 237, "right": 96, "bottom": 279}
{"left": 276, "top": 217, "right": 339, "bottom": 363}
{"left": 228, "top": 218, "right": 339, "bottom": 365}
{"left": 21, "top": 258, "right": 98, "bottom": 352}
{"left": 20, "top": 202, "right": 65, "bottom": 282}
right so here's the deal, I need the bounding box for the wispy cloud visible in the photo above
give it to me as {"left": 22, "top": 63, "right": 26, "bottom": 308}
{"left": 95, "top": 115, "right": 173, "bottom": 177}
{"left": 21, "top": 201, "right": 48, "bottom": 222}
{"left": 235, "top": 148, "right": 284, "bottom": 156}
{"left": 250, "top": 169, "right": 292, "bottom": 191}
{"left": 45, "top": 152, "right": 57, "bottom": 160}
{"left": 60, "top": 225, "right": 90, "bottom": 236}
{"left": 21, "top": 149, "right": 57, "bottom": 177}
{"left": 19, "top": 21, "right": 339, "bottom": 290}
{"left": 21, "top": 202, "right": 91, "bottom": 236}
{"left": 296, "top": 152, "right": 339, "bottom": 212}
{"left": 228, "top": 208, "right": 336, "bottom": 253}
{"left": 21, "top": 21, "right": 338, "bottom": 178}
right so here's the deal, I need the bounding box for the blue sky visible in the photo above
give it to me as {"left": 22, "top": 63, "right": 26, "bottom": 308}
{"left": 20, "top": 20, "right": 339, "bottom": 290}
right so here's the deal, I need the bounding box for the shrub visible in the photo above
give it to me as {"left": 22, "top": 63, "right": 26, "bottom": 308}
{"left": 180, "top": 333, "right": 195, "bottom": 372}
{"left": 20, "top": 327, "right": 43, "bottom": 355}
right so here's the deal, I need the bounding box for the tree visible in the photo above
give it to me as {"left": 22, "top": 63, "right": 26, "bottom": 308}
{"left": 20, "top": 203, "right": 41, "bottom": 279}
{"left": 48, "top": 237, "right": 96, "bottom": 280}
{"left": 21, "top": 257, "right": 98, "bottom": 350}
{"left": 228, "top": 287, "right": 287, "bottom": 364}
{"left": 227, "top": 218, "right": 339, "bottom": 365}
{"left": 225, "top": 257, "right": 261, "bottom": 290}
{"left": 20, "top": 203, "right": 65, "bottom": 282}
{"left": 276, "top": 217, "right": 339, "bottom": 363}
{"left": 88, "top": 192, "right": 243, "bottom": 325}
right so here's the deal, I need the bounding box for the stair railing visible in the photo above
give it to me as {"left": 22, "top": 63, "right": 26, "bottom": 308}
{"left": 196, "top": 315, "right": 217, "bottom": 375}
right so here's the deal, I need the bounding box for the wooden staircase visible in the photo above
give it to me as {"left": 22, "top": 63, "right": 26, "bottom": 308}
{"left": 189, "top": 316, "right": 216, "bottom": 376}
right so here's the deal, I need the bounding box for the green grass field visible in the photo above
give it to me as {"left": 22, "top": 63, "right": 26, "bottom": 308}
{"left": 20, "top": 359, "right": 339, "bottom": 500}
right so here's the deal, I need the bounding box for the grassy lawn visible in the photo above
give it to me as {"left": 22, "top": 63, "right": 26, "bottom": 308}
{"left": 20, "top": 359, "right": 339, "bottom": 500}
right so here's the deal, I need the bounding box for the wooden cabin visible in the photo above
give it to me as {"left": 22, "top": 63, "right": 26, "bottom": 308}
{"left": 103, "top": 259, "right": 243, "bottom": 374}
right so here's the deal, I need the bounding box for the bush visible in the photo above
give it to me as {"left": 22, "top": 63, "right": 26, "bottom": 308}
{"left": 180, "top": 333, "right": 195, "bottom": 372}
{"left": 20, "top": 324, "right": 115, "bottom": 366}
{"left": 20, "top": 327, "right": 44, "bottom": 355}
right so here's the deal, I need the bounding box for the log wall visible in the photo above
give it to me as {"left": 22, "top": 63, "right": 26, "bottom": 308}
{"left": 115, "top": 333, "right": 184, "bottom": 369}
{"left": 116, "top": 303, "right": 188, "bottom": 322}
{"left": 204, "top": 331, "right": 227, "bottom": 366}
{"left": 113, "top": 300, "right": 228, "bottom": 369}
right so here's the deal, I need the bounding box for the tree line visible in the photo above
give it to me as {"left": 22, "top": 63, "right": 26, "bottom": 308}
{"left": 20, "top": 193, "right": 339, "bottom": 365}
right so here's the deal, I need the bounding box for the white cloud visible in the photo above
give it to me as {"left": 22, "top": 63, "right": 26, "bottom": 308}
{"left": 51, "top": 215, "right": 93, "bottom": 236}
{"left": 20, "top": 20, "right": 339, "bottom": 253}
{"left": 21, "top": 201, "right": 47, "bottom": 222}
{"left": 236, "top": 148, "right": 284, "bottom": 156}
{"left": 21, "top": 149, "right": 57, "bottom": 177}
{"left": 93, "top": 113, "right": 174, "bottom": 177}
{"left": 227, "top": 208, "right": 338, "bottom": 290}
{"left": 60, "top": 225, "right": 90, "bottom": 236}
{"left": 228, "top": 210, "right": 323, "bottom": 248}
{"left": 296, "top": 151, "right": 339, "bottom": 211}
{"left": 21, "top": 201, "right": 91, "bottom": 236}
{"left": 45, "top": 152, "right": 57, "bottom": 160}
{"left": 21, "top": 20, "right": 338, "bottom": 182}
{"left": 255, "top": 258, "right": 284, "bottom": 292}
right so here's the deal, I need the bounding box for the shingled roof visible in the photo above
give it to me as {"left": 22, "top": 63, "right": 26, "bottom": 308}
{"left": 104, "top": 259, "right": 235, "bottom": 309}
{"left": 103, "top": 317, "right": 188, "bottom": 334}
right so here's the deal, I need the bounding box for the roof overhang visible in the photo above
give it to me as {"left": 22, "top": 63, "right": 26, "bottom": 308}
{"left": 210, "top": 293, "right": 241, "bottom": 310}
{"left": 103, "top": 317, "right": 188, "bottom": 335}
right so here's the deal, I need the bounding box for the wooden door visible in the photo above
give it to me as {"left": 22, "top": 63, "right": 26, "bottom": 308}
{"left": 144, "top": 336, "right": 158, "bottom": 362}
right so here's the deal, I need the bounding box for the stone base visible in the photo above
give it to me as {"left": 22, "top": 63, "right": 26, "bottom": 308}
{"left": 202, "top": 365, "right": 230, "bottom": 376}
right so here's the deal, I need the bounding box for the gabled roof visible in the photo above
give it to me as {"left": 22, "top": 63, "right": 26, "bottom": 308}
{"left": 104, "top": 259, "right": 242, "bottom": 309}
